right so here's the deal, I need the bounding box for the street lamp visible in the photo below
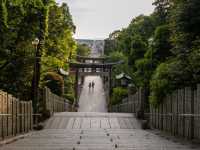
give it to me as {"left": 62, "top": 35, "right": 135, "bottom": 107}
{"left": 148, "top": 37, "right": 154, "bottom": 70}
{"left": 32, "top": 38, "right": 40, "bottom": 47}
{"left": 32, "top": 38, "right": 40, "bottom": 113}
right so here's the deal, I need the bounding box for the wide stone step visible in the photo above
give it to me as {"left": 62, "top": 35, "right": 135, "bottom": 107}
{"left": 1, "top": 112, "right": 198, "bottom": 150}
{"left": 45, "top": 112, "right": 141, "bottom": 130}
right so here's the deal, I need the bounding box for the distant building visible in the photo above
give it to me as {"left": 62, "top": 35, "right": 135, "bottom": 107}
{"left": 115, "top": 73, "right": 132, "bottom": 87}
{"left": 76, "top": 39, "right": 105, "bottom": 56}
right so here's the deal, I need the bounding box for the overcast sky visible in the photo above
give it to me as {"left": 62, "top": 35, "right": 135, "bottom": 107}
{"left": 56, "top": 0, "right": 155, "bottom": 39}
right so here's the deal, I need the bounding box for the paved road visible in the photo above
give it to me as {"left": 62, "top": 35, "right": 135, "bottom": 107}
{"left": 1, "top": 112, "right": 200, "bottom": 150}
{"left": 78, "top": 76, "right": 107, "bottom": 112}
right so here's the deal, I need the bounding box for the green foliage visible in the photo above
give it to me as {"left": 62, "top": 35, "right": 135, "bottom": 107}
{"left": 134, "top": 58, "right": 153, "bottom": 87}
{"left": 128, "top": 35, "right": 147, "bottom": 66}
{"left": 107, "top": 51, "right": 127, "bottom": 63}
{"left": 107, "top": 51, "right": 129, "bottom": 76}
{"left": 104, "top": 39, "right": 116, "bottom": 55}
{"left": 104, "top": 15, "right": 156, "bottom": 57}
{"left": 104, "top": 30, "right": 121, "bottom": 55}
{"left": 63, "top": 93, "right": 74, "bottom": 103}
{"left": 43, "top": 72, "right": 64, "bottom": 96}
{"left": 106, "top": 0, "right": 200, "bottom": 105}
{"left": 104, "top": 15, "right": 157, "bottom": 91}
{"left": 151, "top": 25, "right": 172, "bottom": 62}
{"left": 111, "top": 87, "right": 128, "bottom": 105}
{"left": 149, "top": 58, "right": 195, "bottom": 105}
{"left": 149, "top": 62, "right": 171, "bottom": 105}
{"left": 0, "top": 0, "right": 8, "bottom": 28}
{"left": 170, "top": 0, "right": 200, "bottom": 52}
{"left": 153, "top": 0, "right": 170, "bottom": 24}
{"left": 128, "top": 15, "right": 156, "bottom": 41}
{"left": 0, "top": 0, "right": 76, "bottom": 100}
{"left": 63, "top": 76, "right": 75, "bottom": 102}
{"left": 188, "top": 47, "right": 200, "bottom": 83}
{"left": 0, "top": 0, "right": 48, "bottom": 99}
{"left": 42, "top": 3, "right": 76, "bottom": 73}
{"left": 76, "top": 44, "right": 91, "bottom": 56}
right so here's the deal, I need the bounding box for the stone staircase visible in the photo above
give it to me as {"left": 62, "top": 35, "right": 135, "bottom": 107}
{"left": 1, "top": 112, "right": 199, "bottom": 150}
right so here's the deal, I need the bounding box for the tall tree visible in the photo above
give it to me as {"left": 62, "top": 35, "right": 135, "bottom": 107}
{"left": 153, "top": 0, "right": 171, "bottom": 24}
{"left": 0, "top": 0, "right": 76, "bottom": 103}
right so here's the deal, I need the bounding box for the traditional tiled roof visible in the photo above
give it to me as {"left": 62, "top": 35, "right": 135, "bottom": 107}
{"left": 116, "top": 73, "right": 132, "bottom": 80}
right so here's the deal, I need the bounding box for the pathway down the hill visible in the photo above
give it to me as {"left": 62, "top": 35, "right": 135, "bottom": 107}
{"left": 78, "top": 76, "right": 107, "bottom": 112}
{"left": 1, "top": 112, "right": 200, "bottom": 150}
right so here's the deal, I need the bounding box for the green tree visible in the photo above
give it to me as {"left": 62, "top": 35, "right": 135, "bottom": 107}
{"left": 42, "top": 3, "right": 76, "bottom": 73}
{"left": 111, "top": 87, "right": 128, "bottom": 105}
{"left": 0, "top": 0, "right": 50, "bottom": 100}
{"left": 170, "top": 0, "right": 200, "bottom": 54}
{"left": 76, "top": 44, "right": 91, "bottom": 56}
{"left": 107, "top": 51, "right": 129, "bottom": 76}
{"left": 128, "top": 35, "right": 147, "bottom": 66}
{"left": 153, "top": 0, "right": 171, "bottom": 24}
{"left": 43, "top": 72, "right": 64, "bottom": 96}
{"left": 0, "top": 0, "right": 76, "bottom": 103}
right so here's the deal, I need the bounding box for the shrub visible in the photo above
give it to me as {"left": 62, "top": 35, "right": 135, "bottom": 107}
{"left": 107, "top": 51, "right": 129, "bottom": 79}
{"left": 149, "top": 62, "right": 171, "bottom": 106}
{"left": 111, "top": 87, "right": 128, "bottom": 105}
{"left": 63, "top": 93, "right": 74, "bottom": 103}
{"left": 43, "top": 72, "right": 64, "bottom": 96}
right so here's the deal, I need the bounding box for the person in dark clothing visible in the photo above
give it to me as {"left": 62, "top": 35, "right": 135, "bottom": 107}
{"left": 92, "top": 81, "right": 95, "bottom": 89}
{"left": 88, "top": 82, "right": 92, "bottom": 89}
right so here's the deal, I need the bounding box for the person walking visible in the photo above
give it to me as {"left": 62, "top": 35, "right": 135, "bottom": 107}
{"left": 88, "top": 82, "right": 92, "bottom": 90}
{"left": 92, "top": 81, "right": 95, "bottom": 89}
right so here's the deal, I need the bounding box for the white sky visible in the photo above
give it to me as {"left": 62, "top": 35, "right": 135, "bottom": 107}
{"left": 56, "top": 0, "right": 155, "bottom": 39}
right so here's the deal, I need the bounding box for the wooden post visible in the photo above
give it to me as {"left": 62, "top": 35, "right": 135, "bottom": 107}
{"left": 184, "top": 87, "right": 193, "bottom": 139}
{"left": 193, "top": 88, "right": 198, "bottom": 139}
{"left": 8, "top": 95, "right": 12, "bottom": 137}
{"left": 172, "top": 90, "right": 178, "bottom": 136}
{"left": 159, "top": 102, "right": 163, "bottom": 131}
{"left": 0, "top": 91, "right": 3, "bottom": 140}
{"left": 30, "top": 101, "right": 32, "bottom": 131}
{"left": 3, "top": 92, "right": 8, "bottom": 138}
{"left": 16, "top": 99, "right": 20, "bottom": 134}
{"left": 196, "top": 85, "right": 200, "bottom": 139}
{"left": 12, "top": 98, "right": 15, "bottom": 136}
{"left": 178, "top": 89, "right": 185, "bottom": 137}
{"left": 26, "top": 102, "right": 28, "bottom": 133}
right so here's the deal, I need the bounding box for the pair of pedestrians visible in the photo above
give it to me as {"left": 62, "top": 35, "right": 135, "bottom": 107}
{"left": 88, "top": 81, "right": 95, "bottom": 90}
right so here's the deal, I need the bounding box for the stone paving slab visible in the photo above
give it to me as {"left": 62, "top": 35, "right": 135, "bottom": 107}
{"left": 1, "top": 128, "right": 200, "bottom": 150}
{"left": 55, "top": 112, "right": 135, "bottom": 117}
{"left": 46, "top": 112, "right": 139, "bottom": 129}
{"left": 78, "top": 76, "right": 107, "bottom": 112}
{"left": 1, "top": 112, "right": 200, "bottom": 150}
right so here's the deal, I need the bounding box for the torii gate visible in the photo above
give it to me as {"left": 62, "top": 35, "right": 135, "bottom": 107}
{"left": 76, "top": 55, "right": 108, "bottom": 63}
{"left": 69, "top": 56, "right": 123, "bottom": 105}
